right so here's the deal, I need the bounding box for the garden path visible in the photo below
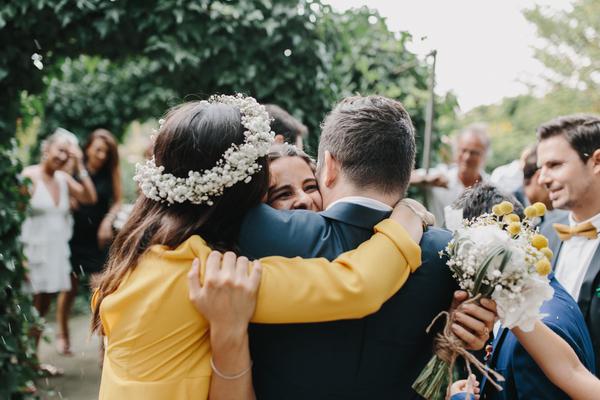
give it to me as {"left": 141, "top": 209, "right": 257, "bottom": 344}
{"left": 38, "top": 313, "right": 101, "bottom": 400}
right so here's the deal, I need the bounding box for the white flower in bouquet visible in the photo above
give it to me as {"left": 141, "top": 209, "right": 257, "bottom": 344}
{"left": 445, "top": 204, "right": 554, "bottom": 332}
{"left": 494, "top": 272, "right": 554, "bottom": 332}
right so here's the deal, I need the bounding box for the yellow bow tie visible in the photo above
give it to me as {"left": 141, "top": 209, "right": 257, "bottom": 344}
{"left": 553, "top": 222, "right": 598, "bottom": 241}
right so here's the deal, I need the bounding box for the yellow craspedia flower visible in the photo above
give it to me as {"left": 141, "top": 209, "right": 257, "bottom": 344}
{"left": 507, "top": 222, "right": 521, "bottom": 235}
{"left": 498, "top": 201, "right": 514, "bottom": 215}
{"left": 504, "top": 213, "right": 520, "bottom": 224}
{"left": 540, "top": 247, "right": 553, "bottom": 260}
{"left": 492, "top": 205, "right": 503, "bottom": 216}
{"left": 533, "top": 202, "right": 547, "bottom": 217}
{"left": 536, "top": 258, "right": 552, "bottom": 276}
{"left": 531, "top": 234, "right": 549, "bottom": 250}
{"left": 524, "top": 206, "right": 538, "bottom": 219}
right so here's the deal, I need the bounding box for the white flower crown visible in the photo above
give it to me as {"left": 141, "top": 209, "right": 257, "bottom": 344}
{"left": 133, "top": 94, "right": 274, "bottom": 205}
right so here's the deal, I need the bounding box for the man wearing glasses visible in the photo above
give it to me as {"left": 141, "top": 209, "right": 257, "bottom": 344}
{"left": 410, "top": 123, "right": 490, "bottom": 227}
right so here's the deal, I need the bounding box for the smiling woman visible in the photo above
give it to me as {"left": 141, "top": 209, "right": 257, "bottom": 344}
{"left": 19, "top": 128, "right": 97, "bottom": 367}
{"left": 266, "top": 143, "right": 323, "bottom": 211}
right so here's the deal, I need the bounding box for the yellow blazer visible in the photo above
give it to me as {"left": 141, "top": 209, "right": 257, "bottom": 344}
{"left": 97, "top": 219, "right": 421, "bottom": 399}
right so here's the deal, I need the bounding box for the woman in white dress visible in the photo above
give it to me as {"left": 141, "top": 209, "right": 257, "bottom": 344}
{"left": 21, "top": 129, "right": 97, "bottom": 355}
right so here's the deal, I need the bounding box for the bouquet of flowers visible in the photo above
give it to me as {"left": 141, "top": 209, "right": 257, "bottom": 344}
{"left": 412, "top": 201, "right": 555, "bottom": 400}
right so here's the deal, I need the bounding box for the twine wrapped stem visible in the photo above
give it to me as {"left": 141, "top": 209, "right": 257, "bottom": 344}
{"left": 413, "top": 295, "right": 505, "bottom": 400}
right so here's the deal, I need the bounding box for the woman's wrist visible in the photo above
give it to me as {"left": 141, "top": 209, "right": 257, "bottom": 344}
{"left": 77, "top": 166, "right": 89, "bottom": 179}
{"left": 104, "top": 212, "right": 117, "bottom": 224}
{"left": 210, "top": 325, "right": 249, "bottom": 351}
{"left": 210, "top": 328, "right": 251, "bottom": 376}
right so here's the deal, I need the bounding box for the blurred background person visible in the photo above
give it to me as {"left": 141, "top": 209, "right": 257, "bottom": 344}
{"left": 20, "top": 129, "right": 97, "bottom": 369}
{"left": 451, "top": 182, "right": 524, "bottom": 221}
{"left": 517, "top": 143, "right": 568, "bottom": 240}
{"left": 445, "top": 180, "right": 525, "bottom": 233}
{"left": 490, "top": 146, "right": 532, "bottom": 199}
{"left": 511, "top": 145, "right": 535, "bottom": 206}
{"left": 265, "top": 104, "right": 308, "bottom": 149}
{"left": 55, "top": 128, "right": 121, "bottom": 355}
{"left": 266, "top": 143, "right": 322, "bottom": 211}
{"left": 411, "top": 123, "right": 490, "bottom": 227}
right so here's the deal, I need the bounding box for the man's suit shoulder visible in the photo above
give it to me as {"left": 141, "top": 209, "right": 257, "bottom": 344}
{"left": 420, "top": 227, "right": 452, "bottom": 261}
{"left": 411, "top": 227, "right": 455, "bottom": 290}
{"left": 239, "top": 204, "right": 331, "bottom": 259}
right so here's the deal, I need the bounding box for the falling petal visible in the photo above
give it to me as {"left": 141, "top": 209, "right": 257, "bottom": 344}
{"left": 31, "top": 53, "right": 44, "bottom": 70}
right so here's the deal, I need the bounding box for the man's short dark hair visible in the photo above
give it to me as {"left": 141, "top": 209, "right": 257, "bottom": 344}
{"left": 522, "top": 145, "right": 539, "bottom": 185}
{"left": 318, "top": 95, "right": 416, "bottom": 195}
{"left": 265, "top": 104, "right": 308, "bottom": 144}
{"left": 452, "top": 182, "right": 524, "bottom": 220}
{"left": 537, "top": 114, "right": 600, "bottom": 162}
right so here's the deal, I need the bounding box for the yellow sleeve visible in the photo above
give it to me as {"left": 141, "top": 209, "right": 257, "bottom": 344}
{"left": 251, "top": 219, "right": 421, "bottom": 323}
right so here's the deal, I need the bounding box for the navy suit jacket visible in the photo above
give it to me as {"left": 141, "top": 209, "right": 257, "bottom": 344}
{"left": 540, "top": 210, "right": 600, "bottom": 375}
{"left": 481, "top": 277, "right": 596, "bottom": 400}
{"left": 239, "top": 202, "right": 456, "bottom": 399}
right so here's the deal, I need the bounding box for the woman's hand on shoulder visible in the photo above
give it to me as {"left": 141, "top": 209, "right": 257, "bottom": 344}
{"left": 187, "top": 251, "right": 262, "bottom": 334}
{"left": 390, "top": 198, "right": 435, "bottom": 243}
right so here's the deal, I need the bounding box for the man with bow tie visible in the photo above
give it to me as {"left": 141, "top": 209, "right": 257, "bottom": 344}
{"left": 537, "top": 114, "right": 600, "bottom": 376}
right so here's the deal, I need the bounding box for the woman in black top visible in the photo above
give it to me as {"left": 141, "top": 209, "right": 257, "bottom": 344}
{"left": 56, "top": 129, "right": 122, "bottom": 355}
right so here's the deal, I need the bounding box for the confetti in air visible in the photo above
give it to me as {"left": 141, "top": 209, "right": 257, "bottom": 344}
{"left": 31, "top": 53, "right": 43, "bottom": 70}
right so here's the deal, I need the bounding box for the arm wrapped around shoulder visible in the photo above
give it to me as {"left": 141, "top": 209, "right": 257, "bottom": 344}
{"left": 251, "top": 218, "right": 422, "bottom": 324}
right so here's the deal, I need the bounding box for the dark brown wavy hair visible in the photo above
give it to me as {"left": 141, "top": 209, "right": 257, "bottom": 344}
{"left": 84, "top": 128, "right": 121, "bottom": 203}
{"left": 91, "top": 101, "right": 269, "bottom": 334}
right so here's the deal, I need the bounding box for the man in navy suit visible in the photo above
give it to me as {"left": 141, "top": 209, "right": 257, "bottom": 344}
{"left": 448, "top": 183, "right": 596, "bottom": 399}
{"left": 238, "top": 96, "right": 496, "bottom": 399}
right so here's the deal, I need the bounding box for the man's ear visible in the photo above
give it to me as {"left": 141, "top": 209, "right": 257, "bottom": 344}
{"left": 322, "top": 151, "right": 339, "bottom": 188}
{"left": 274, "top": 134, "right": 285, "bottom": 144}
{"left": 591, "top": 148, "right": 600, "bottom": 175}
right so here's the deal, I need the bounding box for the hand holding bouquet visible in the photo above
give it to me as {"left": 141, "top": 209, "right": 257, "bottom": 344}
{"left": 413, "top": 202, "right": 554, "bottom": 400}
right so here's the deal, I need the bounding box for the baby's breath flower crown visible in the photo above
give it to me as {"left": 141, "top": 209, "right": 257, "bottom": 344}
{"left": 133, "top": 94, "right": 274, "bottom": 206}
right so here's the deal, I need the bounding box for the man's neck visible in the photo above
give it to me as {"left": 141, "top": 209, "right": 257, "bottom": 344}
{"left": 458, "top": 170, "right": 481, "bottom": 188}
{"left": 571, "top": 205, "right": 600, "bottom": 223}
{"left": 324, "top": 185, "right": 399, "bottom": 209}
{"left": 570, "top": 183, "right": 600, "bottom": 222}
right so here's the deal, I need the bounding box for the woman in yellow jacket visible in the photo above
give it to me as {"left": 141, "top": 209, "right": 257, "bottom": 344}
{"left": 92, "top": 95, "right": 424, "bottom": 400}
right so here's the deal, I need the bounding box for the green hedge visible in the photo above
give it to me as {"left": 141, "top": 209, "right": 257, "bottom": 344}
{"left": 0, "top": 140, "right": 40, "bottom": 398}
